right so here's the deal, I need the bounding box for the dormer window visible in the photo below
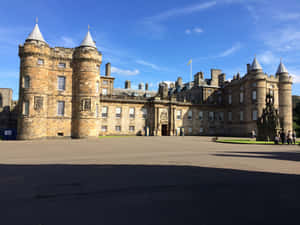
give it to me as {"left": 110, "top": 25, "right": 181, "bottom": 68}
{"left": 58, "top": 63, "right": 66, "bottom": 68}
{"left": 37, "top": 59, "right": 44, "bottom": 65}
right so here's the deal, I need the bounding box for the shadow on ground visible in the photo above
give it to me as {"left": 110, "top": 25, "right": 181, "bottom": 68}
{"left": 214, "top": 151, "right": 300, "bottom": 162}
{"left": 1, "top": 164, "right": 300, "bottom": 225}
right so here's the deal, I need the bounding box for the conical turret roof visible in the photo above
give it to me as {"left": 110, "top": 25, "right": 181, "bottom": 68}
{"left": 251, "top": 56, "right": 262, "bottom": 70}
{"left": 80, "top": 28, "right": 96, "bottom": 48}
{"left": 276, "top": 60, "right": 288, "bottom": 74}
{"left": 26, "top": 23, "right": 46, "bottom": 43}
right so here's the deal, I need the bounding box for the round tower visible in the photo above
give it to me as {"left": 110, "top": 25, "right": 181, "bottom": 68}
{"left": 277, "top": 60, "right": 293, "bottom": 132}
{"left": 251, "top": 57, "right": 266, "bottom": 119}
{"left": 17, "top": 21, "right": 50, "bottom": 140}
{"left": 71, "top": 27, "right": 102, "bottom": 138}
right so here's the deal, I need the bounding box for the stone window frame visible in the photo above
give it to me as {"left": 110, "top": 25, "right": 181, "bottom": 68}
{"left": 176, "top": 110, "right": 182, "bottom": 120}
{"left": 239, "top": 92, "right": 244, "bottom": 104}
{"left": 80, "top": 98, "right": 91, "bottom": 112}
{"left": 252, "top": 110, "right": 258, "bottom": 121}
{"left": 37, "top": 58, "right": 44, "bottom": 65}
{"left": 240, "top": 111, "right": 244, "bottom": 121}
{"left": 58, "top": 62, "right": 66, "bottom": 68}
{"left": 57, "top": 101, "right": 65, "bottom": 116}
{"left": 24, "top": 75, "right": 30, "bottom": 89}
{"left": 102, "top": 106, "right": 108, "bottom": 118}
{"left": 228, "top": 95, "right": 232, "bottom": 104}
{"left": 102, "top": 88, "right": 108, "bottom": 95}
{"left": 103, "top": 80, "right": 108, "bottom": 85}
{"left": 115, "top": 107, "right": 122, "bottom": 118}
{"left": 187, "top": 110, "right": 193, "bottom": 120}
{"left": 228, "top": 111, "right": 232, "bottom": 121}
{"left": 141, "top": 108, "right": 147, "bottom": 119}
{"left": 188, "top": 127, "right": 193, "bottom": 134}
{"left": 129, "top": 107, "right": 135, "bottom": 119}
{"left": 252, "top": 90, "right": 257, "bottom": 101}
{"left": 101, "top": 125, "right": 107, "bottom": 132}
{"left": 219, "top": 112, "right": 224, "bottom": 121}
{"left": 129, "top": 126, "right": 135, "bottom": 132}
{"left": 199, "top": 111, "right": 204, "bottom": 120}
{"left": 200, "top": 127, "right": 204, "bottom": 133}
{"left": 115, "top": 125, "right": 121, "bottom": 132}
{"left": 209, "top": 112, "right": 214, "bottom": 121}
{"left": 23, "top": 100, "right": 29, "bottom": 116}
{"left": 57, "top": 76, "right": 66, "bottom": 91}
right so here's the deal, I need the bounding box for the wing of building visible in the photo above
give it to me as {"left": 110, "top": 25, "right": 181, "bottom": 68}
{"left": 12, "top": 23, "right": 294, "bottom": 139}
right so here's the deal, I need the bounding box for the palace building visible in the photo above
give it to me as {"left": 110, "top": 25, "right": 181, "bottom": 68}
{"left": 11, "top": 22, "right": 293, "bottom": 139}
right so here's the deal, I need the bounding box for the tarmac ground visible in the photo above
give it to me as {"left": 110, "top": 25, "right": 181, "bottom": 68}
{"left": 0, "top": 136, "right": 300, "bottom": 225}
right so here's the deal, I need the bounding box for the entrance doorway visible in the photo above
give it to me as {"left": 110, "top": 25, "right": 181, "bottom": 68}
{"left": 161, "top": 124, "right": 168, "bottom": 136}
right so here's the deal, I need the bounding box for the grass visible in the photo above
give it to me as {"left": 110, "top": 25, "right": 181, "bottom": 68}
{"left": 216, "top": 139, "right": 300, "bottom": 145}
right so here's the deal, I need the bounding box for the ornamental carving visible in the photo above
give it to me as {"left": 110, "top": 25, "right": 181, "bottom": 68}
{"left": 34, "top": 96, "right": 43, "bottom": 112}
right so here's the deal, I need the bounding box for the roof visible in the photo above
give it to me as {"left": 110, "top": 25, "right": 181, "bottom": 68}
{"left": 276, "top": 61, "right": 288, "bottom": 74}
{"left": 251, "top": 57, "right": 262, "bottom": 70}
{"left": 80, "top": 30, "right": 96, "bottom": 48}
{"left": 26, "top": 23, "right": 46, "bottom": 43}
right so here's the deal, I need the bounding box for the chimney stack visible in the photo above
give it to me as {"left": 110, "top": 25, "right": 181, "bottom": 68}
{"left": 145, "top": 83, "right": 149, "bottom": 91}
{"left": 125, "top": 80, "right": 131, "bottom": 89}
{"left": 138, "top": 83, "right": 144, "bottom": 90}
{"left": 105, "top": 63, "right": 111, "bottom": 77}
{"left": 247, "top": 64, "right": 251, "bottom": 73}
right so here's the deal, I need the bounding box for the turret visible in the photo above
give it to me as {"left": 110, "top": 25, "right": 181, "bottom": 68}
{"left": 251, "top": 56, "right": 266, "bottom": 120}
{"left": 17, "top": 20, "right": 50, "bottom": 139}
{"left": 71, "top": 26, "right": 102, "bottom": 138}
{"left": 277, "top": 59, "right": 293, "bottom": 132}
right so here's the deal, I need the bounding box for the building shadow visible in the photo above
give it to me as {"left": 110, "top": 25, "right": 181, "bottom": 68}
{"left": 1, "top": 164, "right": 300, "bottom": 225}
{"left": 214, "top": 151, "right": 300, "bottom": 162}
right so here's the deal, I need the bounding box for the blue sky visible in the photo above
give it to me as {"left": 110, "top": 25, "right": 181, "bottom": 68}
{"left": 1, "top": 0, "right": 300, "bottom": 99}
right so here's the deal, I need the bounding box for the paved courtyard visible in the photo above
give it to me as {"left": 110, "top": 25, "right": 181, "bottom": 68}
{"left": 1, "top": 136, "right": 300, "bottom": 225}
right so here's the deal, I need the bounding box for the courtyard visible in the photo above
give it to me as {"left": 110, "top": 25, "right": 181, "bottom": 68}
{"left": 1, "top": 136, "right": 300, "bottom": 224}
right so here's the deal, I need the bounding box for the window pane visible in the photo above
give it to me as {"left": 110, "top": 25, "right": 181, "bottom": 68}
{"left": 240, "top": 111, "right": 244, "bottom": 121}
{"left": 228, "top": 95, "right": 232, "bottom": 104}
{"left": 57, "top": 101, "right": 65, "bottom": 116}
{"left": 252, "top": 91, "right": 257, "bottom": 100}
{"left": 24, "top": 76, "right": 30, "bottom": 88}
{"left": 253, "top": 110, "right": 258, "bottom": 120}
{"left": 228, "top": 112, "right": 232, "bottom": 121}
{"left": 102, "top": 88, "right": 108, "bottom": 95}
{"left": 24, "top": 101, "right": 29, "bottom": 115}
{"left": 58, "top": 76, "right": 66, "bottom": 90}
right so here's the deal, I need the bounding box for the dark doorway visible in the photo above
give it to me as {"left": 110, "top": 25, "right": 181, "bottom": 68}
{"left": 161, "top": 124, "right": 168, "bottom": 136}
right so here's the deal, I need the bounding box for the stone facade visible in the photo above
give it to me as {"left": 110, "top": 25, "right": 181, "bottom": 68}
{"left": 0, "top": 88, "right": 17, "bottom": 136}
{"left": 12, "top": 24, "right": 294, "bottom": 139}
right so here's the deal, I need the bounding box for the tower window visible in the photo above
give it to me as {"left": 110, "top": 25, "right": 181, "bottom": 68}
{"left": 252, "top": 90, "right": 257, "bottom": 100}
{"left": 96, "top": 81, "right": 100, "bottom": 93}
{"left": 24, "top": 76, "right": 30, "bottom": 88}
{"left": 57, "top": 76, "right": 66, "bottom": 91}
{"left": 58, "top": 63, "right": 66, "bottom": 68}
{"left": 240, "top": 92, "right": 244, "bottom": 103}
{"left": 23, "top": 101, "right": 29, "bottom": 116}
{"left": 103, "top": 80, "right": 108, "bottom": 85}
{"left": 57, "top": 101, "right": 65, "bottom": 116}
{"left": 37, "top": 59, "right": 44, "bottom": 65}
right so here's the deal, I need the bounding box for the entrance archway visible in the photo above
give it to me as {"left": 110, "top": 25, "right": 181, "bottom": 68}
{"left": 161, "top": 124, "right": 168, "bottom": 136}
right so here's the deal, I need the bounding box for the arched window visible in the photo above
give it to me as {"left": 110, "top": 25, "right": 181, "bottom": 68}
{"left": 24, "top": 76, "right": 30, "bottom": 88}
{"left": 0, "top": 93, "right": 2, "bottom": 108}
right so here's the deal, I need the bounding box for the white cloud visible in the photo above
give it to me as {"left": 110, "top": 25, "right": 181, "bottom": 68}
{"left": 140, "top": 1, "right": 216, "bottom": 38}
{"left": 136, "top": 60, "right": 161, "bottom": 70}
{"left": 289, "top": 70, "right": 300, "bottom": 84}
{"left": 257, "top": 51, "right": 277, "bottom": 65}
{"left": 194, "top": 27, "right": 203, "bottom": 33}
{"left": 111, "top": 67, "right": 140, "bottom": 76}
{"left": 185, "top": 27, "right": 203, "bottom": 35}
{"left": 185, "top": 29, "right": 191, "bottom": 35}
{"left": 276, "top": 13, "right": 300, "bottom": 21}
{"left": 145, "top": 1, "right": 217, "bottom": 22}
{"left": 219, "top": 42, "right": 242, "bottom": 57}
